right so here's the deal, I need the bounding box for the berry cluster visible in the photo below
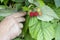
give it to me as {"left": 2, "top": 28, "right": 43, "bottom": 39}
{"left": 30, "top": 12, "right": 39, "bottom": 17}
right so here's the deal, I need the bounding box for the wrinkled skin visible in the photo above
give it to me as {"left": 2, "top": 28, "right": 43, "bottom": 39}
{"left": 0, "top": 12, "right": 26, "bottom": 40}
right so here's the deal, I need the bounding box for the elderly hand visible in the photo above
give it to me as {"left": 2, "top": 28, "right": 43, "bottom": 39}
{"left": 0, "top": 12, "right": 26, "bottom": 40}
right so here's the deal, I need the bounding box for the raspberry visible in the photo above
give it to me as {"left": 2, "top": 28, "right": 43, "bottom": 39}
{"left": 30, "top": 11, "right": 39, "bottom": 17}
{"left": 30, "top": 12, "right": 34, "bottom": 17}
{"left": 34, "top": 12, "right": 39, "bottom": 16}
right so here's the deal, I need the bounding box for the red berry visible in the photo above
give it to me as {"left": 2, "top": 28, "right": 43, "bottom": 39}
{"left": 30, "top": 11, "right": 39, "bottom": 17}
{"left": 34, "top": 12, "right": 39, "bottom": 16}
{"left": 30, "top": 12, "right": 34, "bottom": 17}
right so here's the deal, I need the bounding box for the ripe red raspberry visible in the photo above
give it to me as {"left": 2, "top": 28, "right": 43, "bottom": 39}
{"left": 34, "top": 12, "right": 39, "bottom": 16}
{"left": 30, "top": 11, "right": 39, "bottom": 17}
{"left": 30, "top": 12, "right": 34, "bottom": 17}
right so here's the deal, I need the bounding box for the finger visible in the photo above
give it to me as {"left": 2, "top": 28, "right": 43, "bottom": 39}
{"left": 12, "top": 12, "right": 26, "bottom": 18}
{"left": 19, "top": 23, "right": 23, "bottom": 29}
{"left": 16, "top": 17, "right": 25, "bottom": 22}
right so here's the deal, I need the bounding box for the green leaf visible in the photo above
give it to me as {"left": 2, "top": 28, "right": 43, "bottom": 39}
{"left": 0, "top": 5, "right": 6, "bottom": 9}
{"left": 28, "top": 0, "right": 39, "bottom": 7}
{"left": 12, "top": 0, "right": 25, "bottom": 2}
{"left": 0, "top": 8, "right": 17, "bottom": 16}
{"left": 37, "top": 14, "right": 54, "bottom": 22}
{"left": 0, "top": 0, "right": 4, "bottom": 2}
{"left": 4, "top": 0, "right": 8, "bottom": 5}
{"left": 55, "top": 8, "right": 60, "bottom": 18}
{"left": 25, "top": 0, "right": 30, "bottom": 6}
{"left": 14, "top": 3, "right": 22, "bottom": 10}
{"left": 54, "top": 0, "right": 60, "bottom": 8}
{"left": 24, "top": 33, "right": 35, "bottom": 40}
{"left": 37, "top": 5, "right": 59, "bottom": 21}
{"left": 28, "top": 0, "right": 45, "bottom": 8}
{"left": 13, "top": 38, "right": 21, "bottom": 40}
{"left": 29, "top": 17, "right": 38, "bottom": 27}
{"left": 22, "top": 6, "right": 30, "bottom": 11}
{"left": 29, "top": 21, "right": 41, "bottom": 39}
{"left": 53, "top": 7, "right": 60, "bottom": 18}
{"left": 0, "top": 16, "right": 4, "bottom": 21}
{"left": 28, "top": 0, "right": 33, "bottom": 3}
{"left": 55, "top": 22, "right": 60, "bottom": 40}
{"left": 37, "top": 22, "right": 55, "bottom": 40}
{"left": 29, "top": 18, "right": 55, "bottom": 40}
{"left": 44, "top": 0, "right": 53, "bottom": 2}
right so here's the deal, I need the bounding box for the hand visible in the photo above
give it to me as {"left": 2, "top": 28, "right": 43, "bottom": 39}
{"left": 0, "top": 12, "right": 26, "bottom": 40}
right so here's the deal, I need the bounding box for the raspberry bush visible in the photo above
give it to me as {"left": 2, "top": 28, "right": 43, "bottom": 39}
{"left": 0, "top": 0, "right": 60, "bottom": 40}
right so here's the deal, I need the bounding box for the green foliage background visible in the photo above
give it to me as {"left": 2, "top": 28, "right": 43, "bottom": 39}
{"left": 0, "top": 0, "right": 60, "bottom": 40}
